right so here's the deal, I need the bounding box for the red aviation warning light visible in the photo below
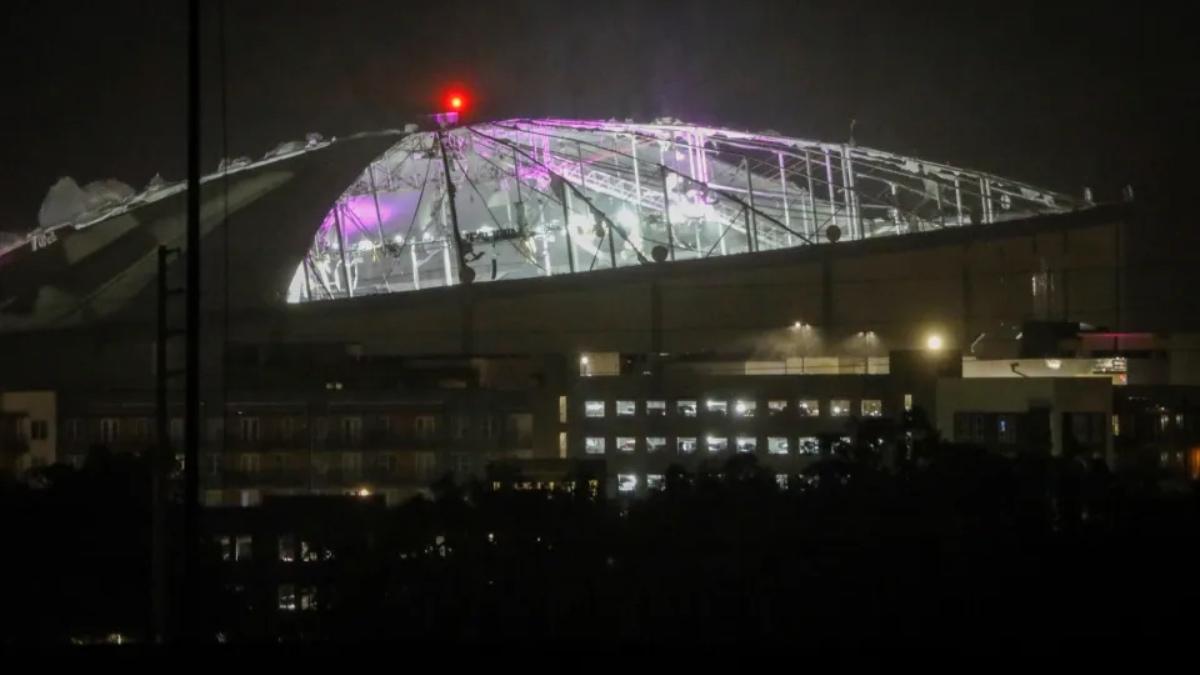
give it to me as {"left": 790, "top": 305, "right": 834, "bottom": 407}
{"left": 434, "top": 88, "right": 470, "bottom": 128}
{"left": 444, "top": 90, "right": 468, "bottom": 113}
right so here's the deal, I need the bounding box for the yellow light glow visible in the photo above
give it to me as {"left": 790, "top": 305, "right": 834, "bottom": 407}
{"left": 925, "top": 334, "right": 944, "bottom": 351}
{"left": 357, "top": 487, "right": 371, "bottom": 498}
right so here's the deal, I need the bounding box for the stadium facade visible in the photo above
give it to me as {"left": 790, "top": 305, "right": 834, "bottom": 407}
{"left": 1, "top": 119, "right": 1197, "bottom": 499}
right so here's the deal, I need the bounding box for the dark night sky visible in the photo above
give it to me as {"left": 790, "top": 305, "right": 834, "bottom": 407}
{"left": 1, "top": 0, "right": 1194, "bottom": 233}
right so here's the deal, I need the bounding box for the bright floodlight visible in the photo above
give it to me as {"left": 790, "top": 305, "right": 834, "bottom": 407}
{"left": 925, "top": 334, "right": 944, "bottom": 351}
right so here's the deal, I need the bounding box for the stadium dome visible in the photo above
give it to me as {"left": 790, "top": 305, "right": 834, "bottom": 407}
{"left": 289, "top": 118, "right": 1083, "bottom": 302}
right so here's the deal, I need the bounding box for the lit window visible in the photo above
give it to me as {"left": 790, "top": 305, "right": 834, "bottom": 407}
{"left": 559, "top": 396, "right": 567, "bottom": 423}
{"left": 736, "top": 437, "right": 757, "bottom": 453}
{"left": 616, "top": 400, "right": 636, "bottom": 416}
{"left": 278, "top": 585, "right": 297, "bottom": 612}
{"left": 837, "top": 435, "right": 853, "bottom": 449}
{"left": 299, "top": 586, "right": 318, "bottom": 611}
{"left": 775, "top": 474, "right": 789, "bottom": 490}
{"left": 904, "top": 394, "right": 913, "bottom": 412}
{"left": 734, "top": 400, "right": 756, "bottom": 418}
{"left": 677, "top": 437, "right": 697, "bottom": 454}
{"left": 706, "top": 436, "right": 729, "bottom": 453}
{"left": 617, "top": 474, "right": 638, "bottom": 493}
{"left": 768, "top": 437, "right": 789, "bottom": 455}
{"left": 646, "top": 400, "right": 666, "bottom": 416}
{"left": 706, "top": 400, "right": 728, "bottom": 416}
{"left": 558, "top": 431, "right": 567, "bottom": 458}
{"left": 616, "top": 437, "right": 637, "bottom": 453}
{"left": 646, "top": 437, "right": 667, "bottom": 453}
{"left": 1112, "top": 414, "right": 1120, "bottom": 437}
{"left": 234, "top": 535, "right": 253, "bottom": 562}
{"left": 300, "top": 540, "right": 319, "bottom": 563}
{"left": 646, "top": 474, "right": 665, "bottom": 491}
{"left": 797, "top": 400, "right": 820, "bottom": 417}
{"left": 998, "top": 415, "right": 1018, "bottom": 444}
{"left": 584, "top": 437, "right": 606, "bottom": 455}
{"left": 217, "top": 536, "right": 232, "bottom": 562}
{"left": 861, "top": 400, "right": 883, "bottom": 417}
{"left": 580, "top": 355, "right": 592, "bottom": 377}
{"left": 585, "top": 401, "right": 606, "bottom": 418}
{"left": 830, "top": 400, "right": 850, "bottom": 417}
{"left": 797, "top": 437, "right": 820, "bottom": 455}
{"left": 768, "top": 400, "right": 788, "bottom": 416}
{"left": 676, "top": 400, "right": 697, "bottom": 417}
{"left": 278, "top": 535, "right": 297, "bottom": 563}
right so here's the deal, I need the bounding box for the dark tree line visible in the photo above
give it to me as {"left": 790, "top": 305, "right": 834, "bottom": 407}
{"left": 3, "top": 437, "right": 1198, "bottom": 645}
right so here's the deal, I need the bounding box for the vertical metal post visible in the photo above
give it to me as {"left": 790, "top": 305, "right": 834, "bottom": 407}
{"left": 804, "top": 149, "right": 817, "bottom": 237}
{"left": 953, "top": 176, "right": 964, "bottom": 226}
{"left": 539, "top": 202, "right": 552, "bottom": 275}
{"left": 367, "top": 165, "right": 391, "bottom": 292}
{"left": 686, "top": 133, "right": 698, "bottom": 180}
{"left": 891, "top": 183, "right": 902, "bottom": 231}
{"left": 561, "top": 188, "right": 577, "bottom": 273}
{"left": 659, "top": 166, "right": 676, "bottom": 261}
{"left": 332, "top": 204, "right": 353, "bottom": 297}
{"left": 630, "top": 135, "right": 644, "bottom": 240}
{"left": 778, "top": 152, "right": 792, "bottom": 246}
{"left": 302, "top": 256, "right": 314, "bottom": 301}
{"left": 823, "top": 148, "right": 837, "bottom": 231}
{"left": 153, "top": 246, "right": 172, "bottom": 644}
{"left": 511, "top": 147, "right": 524, "bottom": 228}
{"left": 575, "top": 141, "right": 587, "bottom": 189}
{"left": 410, "top": 238, "right": 421, "bottom": 290}
{"left": 842, "top": 147, "right": 859, "bottom": 238}
{"left": 183, "top": 0, "right": 202, "bottom": 645}
{"left": 980, "top": 177, "right": 993, "bottom": 224}
{"left": 436, "top": 130, "right": 469, "bottom": 285}
{"left": 440, "top": 198, "right": 453, "bottom": 287}
{"left": 605, "top": 213, "right": 618, "bottom": 269}
{"left": 745, "top": 157, "right": 758, "bottom": 252}
{"left": 935, "top": 180, "right": 945, "bottom": 229}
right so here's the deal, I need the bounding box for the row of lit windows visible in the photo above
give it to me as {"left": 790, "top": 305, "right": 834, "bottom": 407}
{"left": 583, "top": 435, "right": 853, "bottom": 456}
{"left": 581, "top": 398, "right": 883, "bottom": 419}
{"left": 615, "top": 473, "right": 808, "bottom": 493}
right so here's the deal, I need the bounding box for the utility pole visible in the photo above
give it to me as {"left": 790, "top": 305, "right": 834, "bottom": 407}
{"left": 183, "top": 0, "right": 202, "bottom": 643}
{"left": 153, "top": 245, "right": 182, "bottom": 644}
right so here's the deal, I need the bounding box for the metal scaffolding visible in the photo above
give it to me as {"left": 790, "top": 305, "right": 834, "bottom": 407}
{"left": 290, "top": 118, "right": 1082, "bottom": 303}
